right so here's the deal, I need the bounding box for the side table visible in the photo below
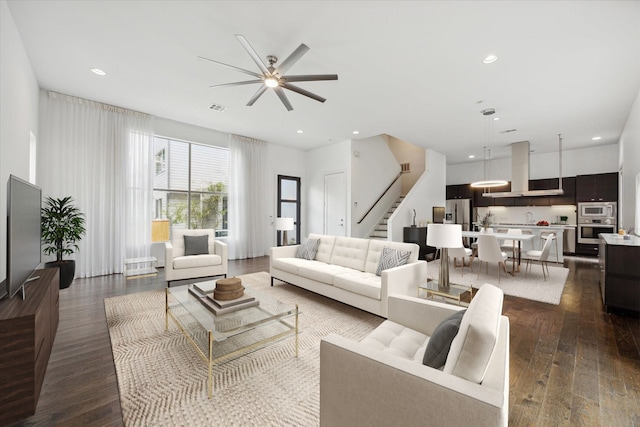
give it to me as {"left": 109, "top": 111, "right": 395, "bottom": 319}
{"left": 124, "top": 256, "right": 158, "bottom": 279}
{"left": 419, "top": 280, "right": 472, "bottom": 306}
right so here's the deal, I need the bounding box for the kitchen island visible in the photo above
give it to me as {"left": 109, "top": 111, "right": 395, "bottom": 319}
{"left": 487, "top": 224, "right": 567, "bottom": 262}
{"left": 598, "top": 233, "right": 640, "bottom": 313}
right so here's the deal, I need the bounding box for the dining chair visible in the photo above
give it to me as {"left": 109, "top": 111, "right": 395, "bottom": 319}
{"left": 500, "top": 228, "right": 523, "bottom": 259}
{"left": 470, "top": 227, "right": 493, "bottom": 262}
{"left": 524, "top": 233, "right": 555, "bottom": 280}
{"left": 449, "top": 245, "right": 473, "bottom": 276}
{"left": 476, "top": 234, "right": 509, "bottom": 283}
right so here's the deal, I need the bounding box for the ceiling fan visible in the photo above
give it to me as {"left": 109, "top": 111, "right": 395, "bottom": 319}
{"left": 198, "top": 34, "right": 338, "bottom": 111}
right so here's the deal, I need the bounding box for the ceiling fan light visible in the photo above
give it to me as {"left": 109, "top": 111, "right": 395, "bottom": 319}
{"left": 264, "top": 77, "right": 279, "bottom": 88}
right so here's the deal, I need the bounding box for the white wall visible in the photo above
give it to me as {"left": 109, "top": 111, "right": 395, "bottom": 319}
{"left": 155, "top": 116, "right": 229, "bottom": 148}
{"left": 619, "top": 87, "right": 640, "bottom": 231}
{"left": 305, "top": 140, "right": 351, "bottom": 236}
{"left": 389, "top": 149, "right": 447, "bottom": 240}
{"left": 351, "top": 135, "right": 400, "bottom": 237}
{"left": 0, "top": 0, "right": 40, "bottom": 282}
{"left": 447, "top": 144, "right": 620, "bottom": 185}
{"left": 266, "top": 143, "right": 308, "bottom": 249}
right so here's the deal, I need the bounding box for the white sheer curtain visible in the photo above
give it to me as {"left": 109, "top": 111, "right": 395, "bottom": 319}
{"left": 228, "top": 134, "right": 267, "bottom": 259}
{"left": 38, "top": 91, "right": 154, "bottom": 277}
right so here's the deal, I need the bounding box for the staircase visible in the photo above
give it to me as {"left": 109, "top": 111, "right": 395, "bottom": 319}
{"left": 369, "top": 195, "right": 404, "bottom": 240}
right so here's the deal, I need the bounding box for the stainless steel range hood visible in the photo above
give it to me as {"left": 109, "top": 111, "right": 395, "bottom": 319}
{"left": 483, "top": 137, "right": 564, "bottom": 198}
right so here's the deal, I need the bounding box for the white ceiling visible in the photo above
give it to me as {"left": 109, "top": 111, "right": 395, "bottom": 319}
{"left": 7, "top": 1, "right": 640, "bottom": 164}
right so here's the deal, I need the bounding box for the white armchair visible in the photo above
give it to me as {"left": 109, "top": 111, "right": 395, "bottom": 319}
{"left": 164, "top": 229, "right": 227, "bottom": 285}
{"left": 320, "top": 284, "right": 509, "bottom": 427}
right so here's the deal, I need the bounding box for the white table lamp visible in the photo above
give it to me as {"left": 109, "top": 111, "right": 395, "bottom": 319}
{"left": 276, "top": 217, "right": 294, "bottom": 246}
{"left": 427, "top": 223, "right": 463, "bottom": 288}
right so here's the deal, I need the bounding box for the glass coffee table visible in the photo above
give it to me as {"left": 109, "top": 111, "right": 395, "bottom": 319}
{"left": 419, "top": 280, "right": 472, "bottom": 306}
{"left": 165, "top": 280, "right": 298, "bottom": 398}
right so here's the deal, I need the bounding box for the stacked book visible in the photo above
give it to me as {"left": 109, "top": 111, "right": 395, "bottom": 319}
{"left": 188, "top": 279, "right": 259, "bottom": 315}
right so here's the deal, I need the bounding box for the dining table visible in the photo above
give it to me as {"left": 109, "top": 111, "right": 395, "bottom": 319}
{"left": 462, "top": 231, "right": 535, "bottom": 274}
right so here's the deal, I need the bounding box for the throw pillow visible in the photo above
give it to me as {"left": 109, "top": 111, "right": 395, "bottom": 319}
{"left": 423, "top": 310, "right": 466, "bottom": 369}
{"left": 376, "top": 246, "right": 411, "bottom": 276}
{"left": 184, "top": 235, "right": 209, "bottom": 256}
{"left": 297, "top": 238, "right": 320, "bottom": 260}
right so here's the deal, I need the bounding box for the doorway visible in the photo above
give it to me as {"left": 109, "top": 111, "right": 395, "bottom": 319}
{"left": 324, "top": 172, "right": 346, "bottom": 236}
{"left": 277, "top": 175, "right": 301, "bottom": 245}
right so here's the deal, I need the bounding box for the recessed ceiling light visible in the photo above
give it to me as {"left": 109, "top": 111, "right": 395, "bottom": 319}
{"left": 483, "top": 55, "right": 498, "bottom": 64}
{"left": 468, "top": 155, "right": 475, "bottom": 159}
{"left": 493, "top": 117, "right": 499, "bottom": 121}
{"left": 297, "top": 130, "right": 304, "bottom": 134}
{"left": 592, "top": 136, "right": 602, "bottom": 141}
{"left": 352, "top": 131, "right": 360, "bottom": 135}
{"left": 91, "top": 68, "right": 106, "bottom": 76}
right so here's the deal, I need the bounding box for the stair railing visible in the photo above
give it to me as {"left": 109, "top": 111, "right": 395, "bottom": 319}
{"left": 357, "top": 172, "right": 403, "bottom": 225}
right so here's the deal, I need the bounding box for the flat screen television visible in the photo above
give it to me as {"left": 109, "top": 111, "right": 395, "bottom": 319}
{"left": 1, "top": 175, "right": 42, "bottom": 300}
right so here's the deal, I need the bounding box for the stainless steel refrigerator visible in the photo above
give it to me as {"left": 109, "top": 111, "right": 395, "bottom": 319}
{"left": 445, "top": 199, "right": 472, "bottom": 232}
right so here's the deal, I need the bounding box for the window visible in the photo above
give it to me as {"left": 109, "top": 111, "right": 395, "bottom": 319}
{"left": 153, "top": 137, "right": 229, "bottom": 238}
{"left": 155, "top": 148, "right": 166, "bottom": 174}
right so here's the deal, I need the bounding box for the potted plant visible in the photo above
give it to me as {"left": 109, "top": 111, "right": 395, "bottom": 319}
{"left": 41, "top": 196, "right": 86, "bottom": 288}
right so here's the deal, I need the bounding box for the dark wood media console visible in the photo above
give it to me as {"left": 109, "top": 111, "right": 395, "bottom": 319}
{"left": 0, "top": 268, "right": 59, "bottom": 424}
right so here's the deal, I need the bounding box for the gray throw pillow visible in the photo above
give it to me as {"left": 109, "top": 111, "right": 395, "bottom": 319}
{"left": 376, "top": 246, "right": 411, "bottom": 276}
{"left": 297, "top": 238, "right": 320, "bottom": 260}
{"left": 423, "top": 310, "right": 466, "bottom": 369}
{"left": 184, "top": 235, "right": 209, "bottom": 256}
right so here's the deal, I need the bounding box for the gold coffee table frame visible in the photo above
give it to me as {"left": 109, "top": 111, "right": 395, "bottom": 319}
{"left": 419, "top": 279, "right": 472, "bottom": 306}
{"left": 165, "top": 283, "right": 298, "bottom": 398}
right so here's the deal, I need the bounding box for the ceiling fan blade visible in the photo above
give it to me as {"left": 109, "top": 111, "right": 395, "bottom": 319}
{"left": 209, "top": 79, "right": 263, "bottom": 89}
{"left": 246, "top": 85, "right": 268, "bottom": 106}
{"left": 282, "top": 74, "right": 338, "bottom": 82}
{"left": 197, "top": 56, "right": 262, "bottom": 78}
{"left": 273, "top": 87, "right": 294, "bottom": 111}
{"left": 281, "top": 82, "right": 326, "bottom": 103}
{"left": 275, "top": 43, "right": 310, "bottom": 76}
{"left": 235, "top": 34, "right": 270, "bottom": 75}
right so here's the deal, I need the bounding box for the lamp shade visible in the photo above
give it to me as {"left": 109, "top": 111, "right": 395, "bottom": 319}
{"left": 427, "top": 223, "right": 462, "bottom": 248}
{"left": 276, "top": 217, "right": 294, "bottom": 231}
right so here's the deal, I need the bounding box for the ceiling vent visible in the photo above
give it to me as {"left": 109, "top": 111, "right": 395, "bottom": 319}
{"left": 209, "top": 103, "right": 228, "bottom": 112}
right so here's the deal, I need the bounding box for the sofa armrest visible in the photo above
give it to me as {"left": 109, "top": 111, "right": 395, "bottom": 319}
{"left": 270, "top": 244, "right": 300, "bottom": 260}
{"left": 320, "top": 333, "right": 506, "bottom": 427}
{"left": 214, "top": 240, "right": 228, "bottom": 264}
{"left": 379, "top": 260, "right": 427, "bottom": 317}
{"left": 165, "top": 241, "right": 174, "bottom": 270}
{"left": 387, "top": 294, "right": 465, "bottom": 336}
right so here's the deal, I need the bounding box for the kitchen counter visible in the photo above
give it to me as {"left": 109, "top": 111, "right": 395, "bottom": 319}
{"left": 599, "top": 234, "right": 640, "bottom": 313}
{"left": 600, "top": 233, "right": 640, "bottom": 247}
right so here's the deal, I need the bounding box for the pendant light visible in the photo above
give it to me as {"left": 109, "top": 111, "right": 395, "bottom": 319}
{"left": 471, "top": 108, "right": 508, "bottom": 188}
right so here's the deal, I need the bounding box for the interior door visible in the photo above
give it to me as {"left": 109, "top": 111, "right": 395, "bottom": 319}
{"left": 324, "top": 172, "right": 346, "bottom": 236}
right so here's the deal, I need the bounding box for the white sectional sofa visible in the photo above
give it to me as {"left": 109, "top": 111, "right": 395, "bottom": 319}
{"left": 270, "top": 233, "right": 428, "bottom": 318}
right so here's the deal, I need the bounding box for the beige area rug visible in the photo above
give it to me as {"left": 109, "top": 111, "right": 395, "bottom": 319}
{"left": 427, "top": 259, "right": 569, "bottom": 305}
{"left": 105, "top": 272, "right": 383, "bottom": 426}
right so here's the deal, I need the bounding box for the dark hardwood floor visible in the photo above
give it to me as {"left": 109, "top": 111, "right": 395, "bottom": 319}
{"left": 6, "top": 256, "right": 639, "bottom": 426}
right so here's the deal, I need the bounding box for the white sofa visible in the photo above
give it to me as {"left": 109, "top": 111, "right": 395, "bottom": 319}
{"left": 270, "top": 233, "right": 427, "bottom": 318}
{"left": 320, "top": 284, "right": 509, "bottom": 427}
{"left": 164, "top": 229, "right": 228, "bottom": 285}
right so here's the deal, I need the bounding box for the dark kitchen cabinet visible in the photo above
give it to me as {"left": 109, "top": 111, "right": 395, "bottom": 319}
{"left": 576, "top": 173, "right": 618, "bottom": 202}
{"left": 551, "top": 177, "right": 576, "bottom": 205}
{"left": 446, "top": 184, "right": 474, "bottom": 200}
{"left": 473, "top": 182, "right": 512, "bottom": 207}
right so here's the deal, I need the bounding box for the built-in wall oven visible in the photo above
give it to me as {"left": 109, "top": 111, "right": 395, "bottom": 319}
{"left": 577, "top": 202, "right": 617, "bottom": 244}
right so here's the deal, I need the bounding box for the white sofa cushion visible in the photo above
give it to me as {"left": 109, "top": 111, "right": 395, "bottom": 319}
{"left": 333, "top": 271, "right": 381, "bottom": 300}
{"left": 270, "top": 257, "right": 319, "bottom": 274}
{"left": 360, "top": 320, "right": 428, "bottom": 362}
{"left": 444, "top": 284, "right": 504, "bottom": 383}
{"left": 329, "top": 236, "right": 370, "bottom": 271}
{"left": 308, "top": 233, "right": 337, "bottom": 263}
{"left": 297, "top": 263, "right": 354, "bottom": 285}
{"left": 365, "top": 240, "right": 420, "bottom": 274}
{"left": 173, "top": 254, "right": 222, "bottom": 269}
